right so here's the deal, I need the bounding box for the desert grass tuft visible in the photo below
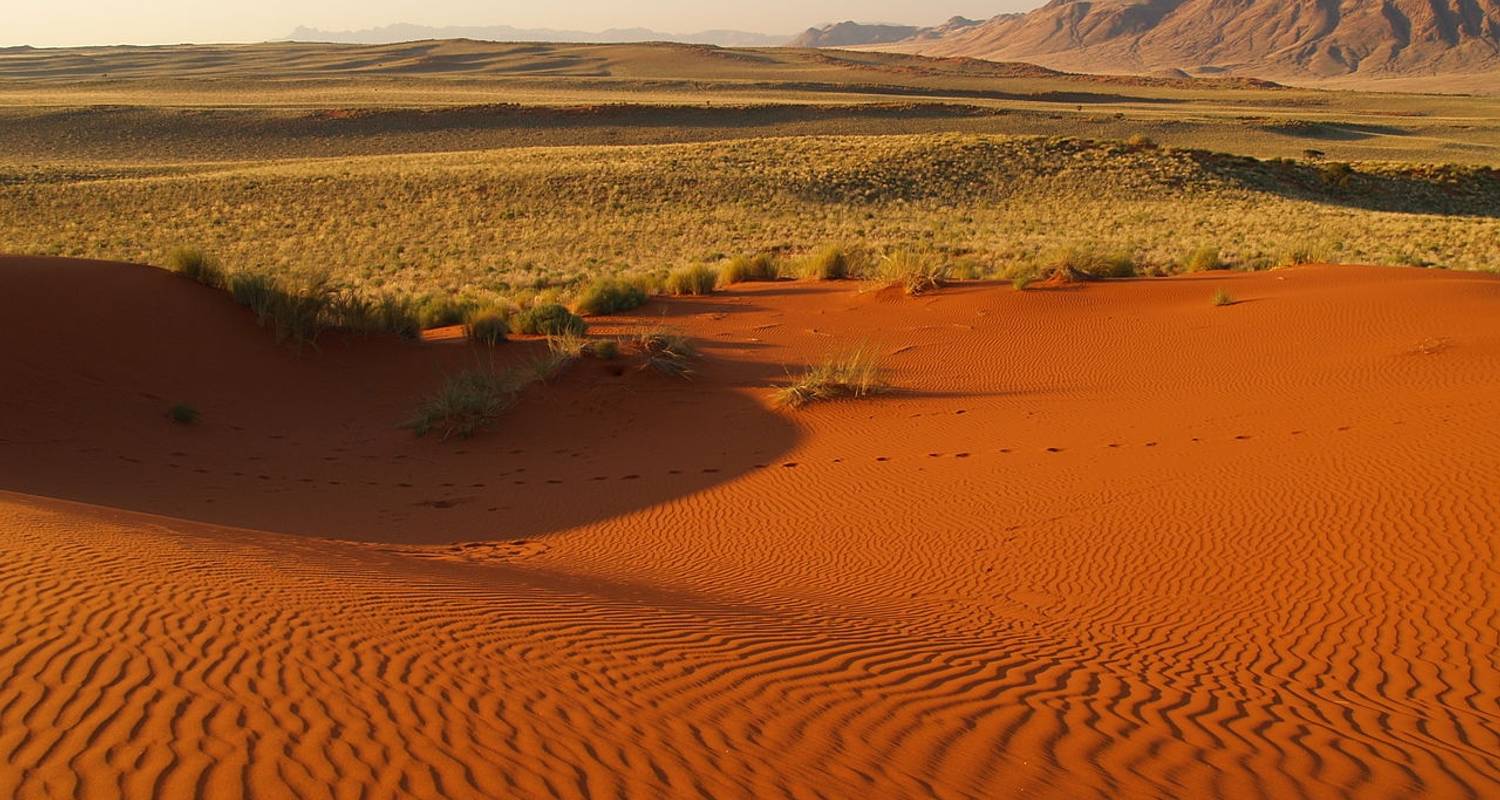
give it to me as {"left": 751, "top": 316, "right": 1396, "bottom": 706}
{"left": 403, "top": 368, "right": 526, "bottom": 440}
{"left": 1044, "top": 247, "right": 1137, "bottom": 280}
{"left": 878, "top": 251, "right": 949, "bottom": 295}
{"left": 512, "top": 303, "right": 587, "bottom": 336}
{"left": 635, "top": 328, "right": 697, "bottom": 378}
{"left": 799, "top": 245, "right": 853, "bottom": 280}
{"left": 717, "top": 253, "right": 781, "bottom": 285}
{"left": 464, "top": 306, "right": 510, "bottom": 346}
{"left": 167, "top": 403, "right": 200, "bottom": 424}
{"left": 1179, "top": 245, "right": 1225, "bottom": 272}
{"left": 664, "top": 264, "right": 719, "bottom": 296}
{"left": 165, "top": 246, "right": 224, "bottom": 288}
{"left": 1213, "top": 289, "right": 1236, "bottom": 306}
{"left": 774, "top": 345, "right": 886, "bottom": 407}
{"left": 574, "top": 275, "right": 648, "bottom": 315}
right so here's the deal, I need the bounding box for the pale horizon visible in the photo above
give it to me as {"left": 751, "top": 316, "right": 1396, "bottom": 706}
{"left": 6, "top": 1, "right": 1041, "bottom": 48}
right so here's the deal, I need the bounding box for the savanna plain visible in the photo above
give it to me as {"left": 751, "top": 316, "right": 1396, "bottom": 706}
{"left": 1, "top": 40, "right": 1498, "bottom": 799}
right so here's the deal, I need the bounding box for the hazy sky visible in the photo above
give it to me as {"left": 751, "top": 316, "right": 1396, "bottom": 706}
{"left": 8, "top": 2, "right": 1042, "bottom": 47}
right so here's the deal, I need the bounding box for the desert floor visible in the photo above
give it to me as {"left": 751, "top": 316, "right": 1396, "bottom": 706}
{"left": 1, "top": 256, "right": 1497, "bottom": 798}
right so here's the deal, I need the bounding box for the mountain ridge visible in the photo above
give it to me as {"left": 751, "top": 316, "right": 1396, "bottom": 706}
{"left": 285, "top": 23, "right": 788, "bottom": 47}
{"left": 873, "top": 0, "right": 1500, "bottom": 82}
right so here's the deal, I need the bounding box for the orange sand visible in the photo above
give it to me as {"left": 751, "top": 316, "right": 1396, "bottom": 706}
{"left": 1, "top": 256, "right": 1497, "bottom": 798}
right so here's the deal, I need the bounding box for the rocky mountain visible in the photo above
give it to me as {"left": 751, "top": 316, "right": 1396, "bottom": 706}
{"left": 878, "top": 0, "right": 1500, "bottom": 81}
{"left": 285, "top": 23, "right": 787, "bottom": 48}
{"left": 790, "top": 17, "right": 980, "bottom": 48}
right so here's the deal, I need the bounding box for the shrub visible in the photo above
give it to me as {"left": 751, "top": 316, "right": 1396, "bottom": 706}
{"left": 414, "top": 296, "right": 472, "bottom": 329}
{"left": 1126, "top": 134, "right": 1158, "bottom": 150}
{"left": 664, "top": 264, "right": 718, "bottom": 296}
{"left": 574, "top": 275, "right": 648, "bottom": 315}
{"left": 590, "top": 339, "right": 619, "bottom": 359}
{"left": 464, "top": 307, "right": 510, "bottom": 345}
{"left": 1320, "top": 162, "right": 1355, "bottom": 188}
{"left": 167, "top": 403, "right": 200, "bottom": 424}
{"left": 165, "top": 246, "right": 224, "bottom": 288}
{"left": 512, "top": 303, "right": 587, "bottom": 336}
{"left": 1045, "top": 247, "right": 1137, "bottom": 279}
{"left": 799, "top": 245, "right": 851, "bottom": 280}
{"left": 636, "top": 328, "right": 696, "bottom": 378}
{"left": 718, "top": 253, "right": 780, "bottom": 285}
{"left": 403, "top": 369, "right": 526, "bottom": 440}
{"left": 1213, "top": 289, "right": 1235, "bottom": 306}
{"left": 878, "top": 251, "right": 949, "bottom": 295}
{"left": 1179, "top": 246, "right": 1224, "bottom": 272}
{"left": 774, "top": 346, "right": 886, "bottom": 407}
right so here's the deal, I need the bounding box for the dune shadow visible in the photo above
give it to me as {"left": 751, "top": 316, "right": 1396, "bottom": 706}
{"left": 0, "top": 257, "right": 803, "bottom": 546}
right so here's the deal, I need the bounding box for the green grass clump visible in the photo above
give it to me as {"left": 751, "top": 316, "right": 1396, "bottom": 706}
{"left": 1179, "top": 246, "right": 1225, "bottom": 272}
{"left": 878, "top": 251, "right": 949, "bottom": 295}
{"left": 512, "top": 303, "right": 587, "bottom": 336}
{"left": 574, "top": 275, "right": 648, "bottom": 315}
{"left": 1213, "top": 289, "right": 1236, "bottom": 306}
{"left": 464, "top": 307, "right": 510, "bottom": 345}
{"left": 635, "top": 328, "right": 696, "bottom": 378}
{"left": 165, "top": 246, "right": 224, "bottom": 288}
{"left": 403, "top": 369, "right": 526, "bottom": 440}
{"left": 799, "top": 245, "right": 852, "bottom": 280}
{"left": 167, "top": 403, "right": 200, "bottom": 424}
{"left": 718, "top": 253, "right": 781, "bottom": 285}
{"left": 664, "top": 264, "right": 719, "bottom": 296}
{"left": 774, "top": 346, "right": 886, "bottom": 407}
{"left": 1045, "top": 247, "right": 1137, "bottom": 280}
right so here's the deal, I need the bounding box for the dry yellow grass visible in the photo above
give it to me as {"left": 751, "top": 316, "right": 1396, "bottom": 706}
{"left": 3, "top": 134, "right": 1495, "bottom": 305}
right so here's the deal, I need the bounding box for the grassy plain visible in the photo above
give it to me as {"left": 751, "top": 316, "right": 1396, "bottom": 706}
{"left": 1, "top": 40, "right": 1497, "bottom": 305}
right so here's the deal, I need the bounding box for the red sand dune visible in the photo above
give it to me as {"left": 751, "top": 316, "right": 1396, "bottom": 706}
{"left": 1, "top": 255, "right": 1497, "bottom": 799}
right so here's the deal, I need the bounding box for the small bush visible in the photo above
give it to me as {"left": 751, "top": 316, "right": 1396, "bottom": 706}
{"left": 664, "top": 264, "right": 718, "bottom": 296}
{"left": 590, "top": 339, "right": 619, "bottom": 359}
{"left": 1126, "top": 134, "right": 1158, "bottom": 150}
{"left": 512, "top": 303, "right": 587, "bottom": 336}
{"left": 465, "top": 307, "right": 510, "bottom": 345}
{"left": 1213, "top": 289, "right": 1235, "bottom": 307}
{"left": 166, "top": 246, "right": 224, "bottom": 288}
{"left": 574, "top": 275, "right": 648, "bottom": 316}
{"left": 403, "top": 369, "right": 525, "bottom": 440}
{"left": 774, "top": 346, "right": 886, "bottom": 407}
{"left": 636, "top": 328, "right": 696, "bottom": 378}
{"left": 167, "top": 403, "right": 200, "bottom": 424}
{"left": 1179, "top": 246, "right": 1224, "bottom": 272}
{"left": 414, "top": 296, "right": 472, "bottom": 329}
{"left": 878, "top": 251, "right": 949, "bottom": 295}
{"left": 1320, "top": 162, "right": 1355, "bottom": 188}
{"left": 1045, "top": 247, "right": 1137, "bottom": 280}
{"left": 718, "top": 253, "right": 780, "bottom": 285}
{"left": 799, "top": 245, "right": 852, "bottom": 280}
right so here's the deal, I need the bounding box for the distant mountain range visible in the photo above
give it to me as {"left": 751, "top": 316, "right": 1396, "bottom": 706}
{"left": 867, "top": 0, "right": 1500, "bottom": 82}
{"left": 284, "top": 23, "right": 788, "bottom": 47}
{"left": 287, "top": 2, "right": 1500, "bottom": 85}
{"left": 788, "top": 18, "right": 981, "bottom": 48}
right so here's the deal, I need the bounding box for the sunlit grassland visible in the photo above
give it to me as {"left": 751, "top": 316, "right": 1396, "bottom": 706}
{"left": 3, "top": 134, "right": 1497, "bottom": 304}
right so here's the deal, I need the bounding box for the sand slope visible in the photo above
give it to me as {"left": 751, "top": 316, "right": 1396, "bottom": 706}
{"left": 1, "top": 257, "right": 1498, "bottom": 798}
